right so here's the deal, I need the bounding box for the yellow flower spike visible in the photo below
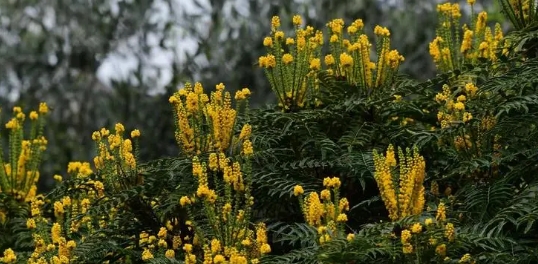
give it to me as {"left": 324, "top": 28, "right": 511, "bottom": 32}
{"left": 327, "top": 19, "right": 344, "bottom": 34}
{"left": 131, "top": 129, "right": 141, "bottom": 138}
{"left": 374, "top": 25, "right": 390, "bottom": 37}
{"left": 115, "top": 123, "right": 125, "bottom": 134}
{"left": 373, "top": 145, "right": 426, "bottom": 221}
{"left": 16, "top": 112, "right": 25, "bottom": 120}
{"left": 339, "top": 53, "right": 353, "bottom": 68}
{"left": 460, "top": 253, "right": 472, "bottom": 263}
{"left": 339, "top": 198, "right": 350, "bottom": 211}
{"left": 275, "top": 30, "right": 284, "bottom": 40}
{"left": 38, "top": 102, "right": 49, "bottom": 114}
{"left": 263, "top": 36, "right": 273, "bottom": 47}
{"left": 329, "top": 34, "right": 339, "bottom": 43}
{"left": 436, "top": 202, "right": 447, "bottom": 222}
{"left": 285, "top": 37, "right": 295, "bottom": 45}
{"left": 26, "top": 218, "right": 36, "bottom": 229}
{"left": 324, "top": 54, "right": 335, "bottom": 66}
{"left": 282, "top": 53, "right": 294, "bottom": 64}
{"left": 463, "top": 112, "right": 473, "bottom": 123}
{"left": 304, "top": 192, "right": 324, "bottom": 226}
{"left": 141, "top": 248, "right": 154, "bottom": 261}
{"left": 347, "top": 25, "right": 358, "bottom": 34}
{"left": 180, "top": 196, "right": 192, "bottom": 207}
{"left": 242, "top": 139, "right": 254, "bottom": 157}
{"left": 1, "top": 248, "right": 17, "bottom": 263}
{"left": 436, "top": 244, "right": 447, "bottom": 256}
{"left": 320, "top": 189, "right": 331, "bottom": 201}
{"left": 29, "top": 111, "right": 39, "bottom": 120}
{"left": 293, "top": 185, "right": 304, "bottom": 196}
{"left": 454, "top": 102, "right": 465, "bottom": 111}
{"left": 271, "top": 16, "right": 280, "bottom": 30}
{"left": 309, "top": 58, "right": 321, "bottom": 70}
{"left": 411, "top": 223, "right": 423, "bottom": 233}
{"left": 292, "top": 15, "right": 302, "bottom": 26}
{"left": 401, "top": 229, "right": 412, "bottom": 244}
{"left": 165, "top": 249, "right": 175, "bottom": 259}
{"left": 91, "top": 131, "right": 101, "bottom": 141}
{"left": 336, "top": 213, "right": 348, "bottom": 222}
{"left": 445, "top": 222, "right": 456, "bottom": 241}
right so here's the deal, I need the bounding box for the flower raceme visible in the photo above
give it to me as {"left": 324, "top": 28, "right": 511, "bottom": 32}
{"left": 259, "top": 15, "right": 405, "bottom": 112}
{"left": 0, "top": 103, "right": 48, "bottom": 206}
{"left": 23, "top": 161, "right": 103, "bottom": 264}
{"left": 373, "top": 145, "right": 426, "bottom": 221}
{"left": 169, "top": 82, "right": 251, "bottom": 156}
{"left": 260, "top": 15, "right": 323, "bottom": 111}
{"left": 326, "top": 20, "right": 404, "bottom": 91}
{"left": 177, "top": 121, "right": 267, "bottom": 263}
{"left": 429, "top": 1, "right": 506, "bottom": 72}
{"left": 91, "top": 123, "right": 141, "bottom": 191}
{"left": 294, "top": 176, "right": 352, "bottom": 244}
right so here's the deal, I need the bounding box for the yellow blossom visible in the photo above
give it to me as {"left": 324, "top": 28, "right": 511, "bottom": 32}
{"left": 1, "top": 248, "right": 16, "bottom": 263}
{"left": 282, "top": 53, "right": 294, "bottom": 64}
{"left": 271, "top": 16, "right": 280, "bottom": 29}
{"left": 131, "top": 129, "right": 141, "bottom": 138}
{"left": 39, "top": 102, "right": 49, "bottom": 114}
{"left": 436, "top": 244, "right": 447, "bottom": 256}
{"left": 293, "top": 185, "right": 304, "bottom": 196}
{"left": 339, "top": 53, "right": 353, "bottom": 67}
{"left": 165, "top": 249, "right": 175, "bottom": 259}
{"left": 263, "top": 37, "right": 273, "bottom": 47}
{"left": 411, "top": 223, "right": 422, "bottom": 233}
{"left": 141, "top": 248, "right": 154, "bottom": 261}
{"left": 309, "top": 58, "right": 321, "bottom": 70}
{"left": 292, "top": 15, "right": 302, "bottom": 26}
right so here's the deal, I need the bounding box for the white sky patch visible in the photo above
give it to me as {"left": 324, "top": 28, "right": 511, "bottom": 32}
{"left": 96, "top": 0, "right": 217, "bottom": 94}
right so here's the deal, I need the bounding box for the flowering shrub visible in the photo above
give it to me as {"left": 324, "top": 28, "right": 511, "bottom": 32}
{"left": 0, "top": 103, "right": 48, "bottom": 205}
{"left": 293, "top": 177, "right": 351, "bottom": 244}
{"left": 325, "top": 19, "right": 404, "bottom": 92}
{"left": 169, "top": 82, "right": 250, "bottom": 156}
{"left": 4, "top": 1, "right": 538, "bottom": 264}
{"left": 373, "top": 145, "right": 426, "bottom": 222}
{"left": 259, "top": 15, "right": 404, "bottom": 112}
{"left": 429, "top": 1, "right": 506, "bottom": 73}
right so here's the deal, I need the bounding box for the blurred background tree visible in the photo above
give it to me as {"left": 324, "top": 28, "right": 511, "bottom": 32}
{"left": 0, "top": 0, "right": 501, "bottom": 191}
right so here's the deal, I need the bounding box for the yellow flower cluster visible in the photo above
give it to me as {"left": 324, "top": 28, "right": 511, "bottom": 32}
{"left": 260, "top": 15, "right": 324, "bottom": 111}
{"left": 326, "top": 20, "right": 404, "bottom": 90}
{"left": 138, "top": 226, "right": 180, "bottom": 262}
{"left": 434, "top": 81, "right": 502, "bottom": 181}
{"left": 21, "top": 154, "right": 111, "bottom": 264}
{"left": 435, "top": 83, "right": 476, "bottom": 129}
{"left": 373, "top": 145, "right": 426, "bottom": 221}
{"left": 169, "top": 82, "right": 250, "bottom": 156}
{"left": 295, "top": 176, "right": 351, "bottom": 244}
{"left": 91, "top": 123, "right": 140, "bottom": 191}
{"left": 25, "top": 196, "right": 81, "bottom": 263}
{"left": 178, "top": 126, "right": 267, "bottom": 262}
{"left": 259, "top": 15, "right": 404, "bottom": 111}
{"left": 0, "top": 103, "right": 48, "bottom": 207}
{"left": 430, "top": 2, "right": 506, "bottom": 72}
{"left": 394, "top": 204, "right": 467, "bottom": 260}
{"left": 1, "top": 248, "right": 17, "bottom": 263}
